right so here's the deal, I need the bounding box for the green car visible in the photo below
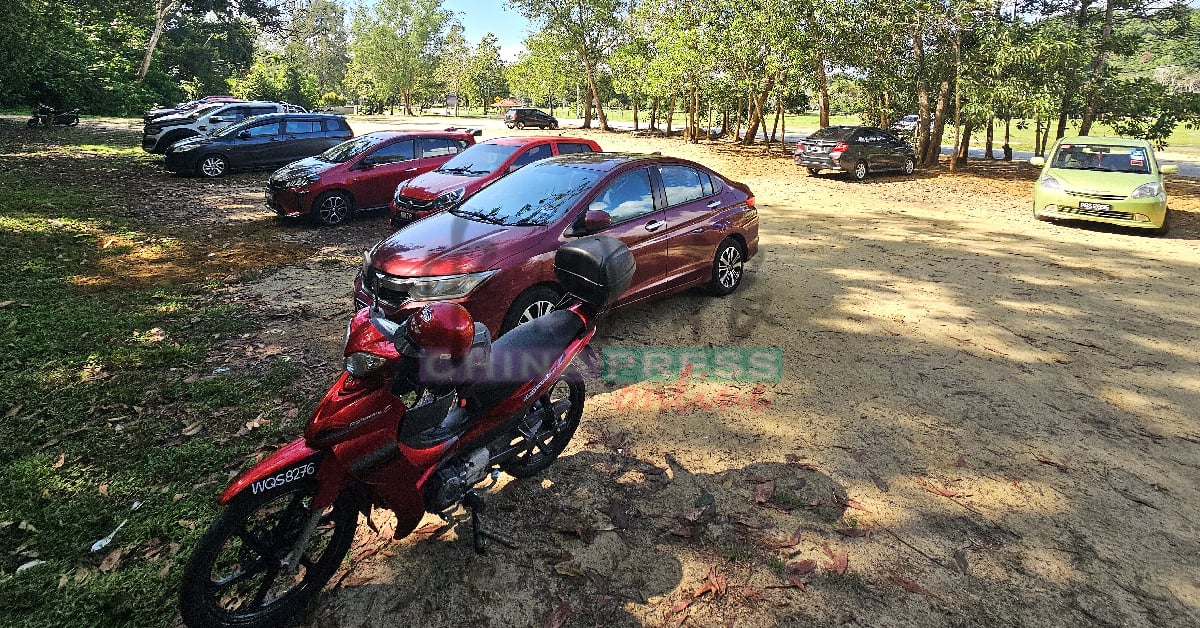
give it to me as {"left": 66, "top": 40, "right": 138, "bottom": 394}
{"left": 1030, "top": 136, "right": 1179, "bottom": 235}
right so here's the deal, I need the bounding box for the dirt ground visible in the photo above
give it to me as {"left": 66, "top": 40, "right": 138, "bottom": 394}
{"left": 14, "top": 118, "right": 1200, "bottom": 626}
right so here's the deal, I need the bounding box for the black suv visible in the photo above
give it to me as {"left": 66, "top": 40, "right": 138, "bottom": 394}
{"left": 162, "top": 113, "right": 353, "bottom": 177}
{"left": 504, "top": 107, "right": 559, "bottom": 130}
{"left": 793, "top": 126, "right": 916, "bottom": 181}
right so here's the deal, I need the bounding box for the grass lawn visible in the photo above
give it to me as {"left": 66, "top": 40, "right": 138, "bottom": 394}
{"left": 0, "top": 125, "right": 308, "bottom": 627}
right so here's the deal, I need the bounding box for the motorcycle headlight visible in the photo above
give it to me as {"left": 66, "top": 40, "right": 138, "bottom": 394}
{"left": 376, "top": 270, "right": 498, "bottom": 301}
{"left": 1130, "top": 182, "right": 1163, "bottom": 199}
{"left": 432, "top": 187, "right": 466, "bottom": 209}
{"left": 344, "top": 352, "right": 388, "bottom": 376}
{"left": 1038, "top": 174, "right": 1062, "bottom": 191}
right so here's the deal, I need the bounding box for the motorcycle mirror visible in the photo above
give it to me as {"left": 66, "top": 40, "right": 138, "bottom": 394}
{"left": 367, "top": 299, "right": 402, "bottom": 341}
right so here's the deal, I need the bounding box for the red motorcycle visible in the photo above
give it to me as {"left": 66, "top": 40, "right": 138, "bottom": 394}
{"left": 179, "top": 237, "right": 634, "bottom": 628}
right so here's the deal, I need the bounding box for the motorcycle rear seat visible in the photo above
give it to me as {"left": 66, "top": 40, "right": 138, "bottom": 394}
{"left": 465, "top": 309, "right": 584, "bottom": 415}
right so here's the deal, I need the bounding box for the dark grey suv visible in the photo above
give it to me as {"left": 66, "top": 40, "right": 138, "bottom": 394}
{"left": 794, "top": 126, "right": 916, "bottom": 181}
{"left": 504, "top": 107, "right": 559, "bottom": 130}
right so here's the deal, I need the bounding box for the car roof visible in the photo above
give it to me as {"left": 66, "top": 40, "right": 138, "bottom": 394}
{"left": 1057, "top": 136, "right": 1150, "bottom": 148}
{"left": 482, "top": 136, "right": 592, "bottom": 147}
{"left": 363, "top": 129, "right": 476, "bottom": 140}
{"left": 247, "top": 113, "right": 346, "bottom": 120}
{"left": 535, "top": 151, "right": 695, "bottom": 172}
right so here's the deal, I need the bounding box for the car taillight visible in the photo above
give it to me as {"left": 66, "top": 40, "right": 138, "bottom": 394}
{"left": 795, "top": 144, "right": 804, "bottom": 153}
{"left": 831, "top": 142, "right": 848, "bottom": 154}
{"left": 745, "top": 195, "right": 756, "bottom": 207}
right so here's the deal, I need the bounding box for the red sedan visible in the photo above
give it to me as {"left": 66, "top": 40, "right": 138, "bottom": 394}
{"left": 355, "top": 152, "right": 758, "bottom": 336}
{"left": 266, "top": 129, "right": 480, "bottom": 226}
{"left": 389, "top": 136, "right": 602, "bottom": 230}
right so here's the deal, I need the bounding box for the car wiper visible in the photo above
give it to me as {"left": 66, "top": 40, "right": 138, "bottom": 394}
{"left": 508, "top": 219, "right": 544, "bottom": 227}
{"left": 450, "top": 209, "right": 503, "bottom": 224}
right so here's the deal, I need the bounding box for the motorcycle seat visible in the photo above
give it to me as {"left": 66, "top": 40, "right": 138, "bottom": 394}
{"left": 465, "top": 309, "right": 584, "bottom": 415}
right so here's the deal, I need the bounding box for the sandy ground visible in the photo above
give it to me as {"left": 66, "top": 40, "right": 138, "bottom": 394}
{"left": 10, "top": 117, "right": 1200, "bottom": 626}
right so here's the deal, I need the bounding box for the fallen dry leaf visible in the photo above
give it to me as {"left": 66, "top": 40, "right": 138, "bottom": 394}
{"left": 5, "top": 404, "right": 22, "bottom": 418}
{"left": 736, "top": 516, "right": 770, "bottom": 529}
{"left": 545, "top": 601, "right": 573, "bottom": 628}
{"left": 553, "top": 560, "right": 586, "bottom": 578}
{"left": 845, "top": 498, "right": 870, "bottom": 512}
{"left": 53, "top": 453, "right": 65, "bottom": 469}
{"left": 1035, "top": 455, "right": 1069, "bottom": 471}
{"left": 669, "top": 598, "right": 692, "bottom": 615}
{"left": 835, "top": 526, "right": 872, "bottom": 538}
{"left": 753, "top": 479, "right": 775, "bottom": 504}
{"left": 886, "top": 572, "right": 932, "bottom": 596}
{"left": 822, "top": 543, "right": 849, "bottom": 574}
{"left": 741, "top": 586, "right": 769, "bottom": 601}
{"left": 98, "top": 484, "right": 108, "bottom": 496}
{"left": 787, "top": 559, "right": 817, "bottom": 576}
{"left": 180, "top": 421, "right": 202, "bottom": 437}
{"left": 916, "top": 477, "right": 959, "bottom": 497}
{"left": 99, "top": 548, "right": 123, "bottom": 572}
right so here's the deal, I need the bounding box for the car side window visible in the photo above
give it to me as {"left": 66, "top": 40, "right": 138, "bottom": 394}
{"left": 698, "top": 170, "right": 713, "bottom": 196}
{"left": 248, "top": 106, "right": 277, "bottom": 118}
{"left": 285, "top": 120, "right": 320, "bottom": 134}
{"left": 420, "top": 137, "right": 459, "bottom": 158}
{"left": 511, "top": 143, "right": 553, "bottom": 169}
{"left": 590, "top": 169, "right": 655, "bottom": 223}
{"left": 658, "top": 165, "right": 705, "bottom": 206}
{"left": 557, "top": 142, "right": 593, "bottom": 154}
{"left": 246, "top": 121, "right": 281, "bottom": 137}
{"left": 369, "top": 139, "right": 416, "bottom": 164}
{"left": 879, "top": 130, "right": 901, "bottom": 144}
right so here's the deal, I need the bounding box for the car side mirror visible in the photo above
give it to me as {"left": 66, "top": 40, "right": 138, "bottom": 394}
{"left": 1029, "top": 156, "right": 1045, "bottom": 167}
{"left": 1160, "top": 164, "right": 1179, "bottom": 175}
{"left": 582, "top": 209, "right": 611, "bottom": 232}
{"left": 356, "top": 157, "right": 377, "bottom": 169}
{"left": 237, "top": 130, "right": 251, "bottom": 139}
{"left": 209, "top": 116, "right": 225, "bottom": 123}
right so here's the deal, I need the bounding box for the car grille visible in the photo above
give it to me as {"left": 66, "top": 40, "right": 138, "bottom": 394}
{"left": 1060, "top": 206, "right": 1136, "bottom": 221}
{"left": 266, "top": 178, "right": 288, "bottom": 192}
{"left": 1065, "top": 190, "right": 1125, "bottom": 201}
{"left": 393, "top": 195, "right": 437, "bottom": 212}
{"left": 362, "top": 268, "right": 409, "bottom": 306}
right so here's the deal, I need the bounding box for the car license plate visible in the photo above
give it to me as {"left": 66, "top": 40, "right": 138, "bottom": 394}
{"left": 809, "top": 146, "right": 825, "bottom": 154}
{"left": 396, "top": 211, "right": 414, "bottom": 220}
{"left": 1078, "top": 201, "right": 1111, "bottom": 212}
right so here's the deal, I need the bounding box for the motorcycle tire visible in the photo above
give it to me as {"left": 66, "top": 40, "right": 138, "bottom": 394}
{"left": 179, "top": 478, "right": 358, "bottom": 628}
{"left": 500, "top": 369, "right": 584, "bottom": 478}
{"left": 26, "top": 118, "right": 38, "bottom": 128}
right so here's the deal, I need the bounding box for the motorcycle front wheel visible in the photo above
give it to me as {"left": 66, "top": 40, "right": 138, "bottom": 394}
{"left": 500, "top": 370, "right": 584, "bottom": 478}
{"left": 179, "top": 479, "right": 358, "bottom": 628}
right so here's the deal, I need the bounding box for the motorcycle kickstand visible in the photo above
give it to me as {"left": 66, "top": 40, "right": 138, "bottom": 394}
{"left": 462, "top": 492, "right": 519, "bottom": 556}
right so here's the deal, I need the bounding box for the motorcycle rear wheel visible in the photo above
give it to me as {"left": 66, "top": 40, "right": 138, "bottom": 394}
{"left": 500, "top": 370, "right": 584, "bottom": 478}
{"left": 179, "top": 479, "right": 358, "bottom": 628}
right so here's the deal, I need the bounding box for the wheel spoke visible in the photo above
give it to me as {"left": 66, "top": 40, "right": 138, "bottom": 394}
{"left": 250, "top": 563, "right": 283, "bottom": 608}
{"left": 213, "top": 555, "right": 270, "bottom": 590}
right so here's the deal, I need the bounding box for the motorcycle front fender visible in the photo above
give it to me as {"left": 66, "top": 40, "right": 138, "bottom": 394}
{"left": 219, "top": 439, "right": 348, "bottom": 509}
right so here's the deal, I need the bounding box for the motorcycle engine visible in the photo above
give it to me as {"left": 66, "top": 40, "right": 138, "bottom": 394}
{"left": 424, "top": 448, "right": 491, "bottom": 513}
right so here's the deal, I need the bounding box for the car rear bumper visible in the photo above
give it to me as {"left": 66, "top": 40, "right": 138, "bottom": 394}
{"left": 1034, "top": 190, "right": 1167, "bottom": 229}
{"left": 793, "top": 154, "right": 844, "bottom": 170}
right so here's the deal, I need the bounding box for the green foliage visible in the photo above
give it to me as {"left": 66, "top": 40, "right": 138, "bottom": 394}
{"left": 229, "top": 54, "right": 319, "bottom": 108}
{"left": 347, "top": 0, "right": 453, "bottom": 115}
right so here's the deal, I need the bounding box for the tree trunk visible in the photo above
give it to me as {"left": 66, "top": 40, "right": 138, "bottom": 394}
{"left": 925, "top": 78, "right": 950, "bottom": 167}
{"left": 956, "top": 120, "right": 975, "bottom": 166}
{"left": 1079, "top": 0, "right": 1115, "bottom": 135}
{"left": 742, "top": 76, "right": 775, "bottom": 146}
{"left": 1055, "top": 92, "right": 1070, "bottom": 140}
{"left": 1034, "top": 117, "right": 1043, "bottom": 157}
{"left": 985, "top": 116, "right": 995, "bottom": 159}
{"left": 137, "top": 0, "right": 180, "bottom": 82}
{"left": 913, "top": 25, "right": 931, "bottom": 163}
{"left": 770, "top": 94, "right": 782, "bottom": 144}
{"left": 1003, "top": 117, "right": 1013, "bottom": 160}
{"left": 665, "top": 95, "right": 675, "bottom": 135}
{"left": 632, "top": 95, "right": 639, "bottom": 131}
{"left": 582, "top": 89, "right": 593, "bottom": 129}
{"left": 733, "top": 94, "right": 745, "bottom": 142}
{"left": 649, "top": 97, "right": 658, "bottom": 129}
{"left": 403, "top": 92, "right": 414, "bottom": 116}
{"left": 688, "top": 85, "right": 698, "bottom": 143}
{"left": 814, "top": 52, "right": 830, "bottom": 128}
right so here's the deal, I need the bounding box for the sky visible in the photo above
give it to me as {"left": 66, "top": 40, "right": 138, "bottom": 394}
{"left": 441, "top": 0, "right": 532, "bottom": 61}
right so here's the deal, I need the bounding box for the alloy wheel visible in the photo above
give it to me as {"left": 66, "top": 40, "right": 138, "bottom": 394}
{"left": 717, "top": 245, "right": 743, "bottom": 289}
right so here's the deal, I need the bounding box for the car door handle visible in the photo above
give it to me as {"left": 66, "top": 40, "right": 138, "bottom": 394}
{"left": 645, "top": 220, "right": 665, "bottom": 232}
{"left": 706, "top": 200, "right": 721, "bottom": 208}
{"left": 404, "top": 167, "right": 418, "bottom": 172}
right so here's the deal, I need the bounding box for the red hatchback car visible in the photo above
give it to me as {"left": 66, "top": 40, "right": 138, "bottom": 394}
{"left": 355, "top": 152, "right": 759, "bottom": 336}
{"left": 389, "top": 136, "right": 602, "bottom": 230}
{"left": 266, "top": 129, "right": 480, "bottom": 226}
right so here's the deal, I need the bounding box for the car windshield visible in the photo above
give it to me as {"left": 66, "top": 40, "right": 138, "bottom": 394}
{"left": 449, "top": 163, "right": 601, "bottom": 226}
{"left": 435, "top": 144, "right": 519, "bottom": 175}
{"left": 186, "top": 104, "right": 222, "bottom": 119}
{"left": 317, "top": 135, "right": 388, "bottom": 163}
{"left": 212, "top": 117, "right": 263, "bottom": 137}
{"left": 1051, "top": 143, "right": 1151, "bottom": 174}
{"left": 808, "top": 126, "right": 854, "bottom": 141}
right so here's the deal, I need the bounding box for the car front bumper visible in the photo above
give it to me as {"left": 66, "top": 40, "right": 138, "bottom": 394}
{"left": 266, "top": 187, "right": 315, "bottom": 217}
{"left": 1034, "top": 188, "right": 1167, "bottom": 230}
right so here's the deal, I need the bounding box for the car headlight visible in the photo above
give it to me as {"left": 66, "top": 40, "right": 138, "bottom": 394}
{"left": 280, "top": 173, "right": 319, "bottom": 188}
{"left": 171, "top": 142, "right": 201, "bottom": 152}
{"left": 377, "top": 270, "right": 498, "bottom": 301}
{"left": 393, "top": 182, "right": 408, "bottom": 204}
{"left": 432, "top": 187, "right": 466, "bottom": 209}
{"left": 1130, "top": 182, "right": 1163, "bottom": 199}
{"left": 1038, "top": 174, "right": 1062, "bottom": 191}
{"left": 344, "top": 352, "right": 388, "bottom": 376}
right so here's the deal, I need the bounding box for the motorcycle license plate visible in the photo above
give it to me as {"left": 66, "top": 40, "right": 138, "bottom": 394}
{"left": 1078, "top": 201, "right": 1111, "bottom": 212}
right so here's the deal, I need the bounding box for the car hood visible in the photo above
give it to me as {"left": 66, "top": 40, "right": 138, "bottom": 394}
{"left": 1047, "top": 168, "right": 1157, "bottom": 194}
{"left": 167, "top": 135, "right": 213, "bottom": 152}
{"left": 148, "top": 113, "right": 194, "bottom": 128}
{"left": 369, "top": 212, "right": 541, "bottom": 277}
{"left": 400, "top": 171, "right": 490, "bottom": 200}
{"left": 270, "top": 157, "right": 331, "bottom": 181}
